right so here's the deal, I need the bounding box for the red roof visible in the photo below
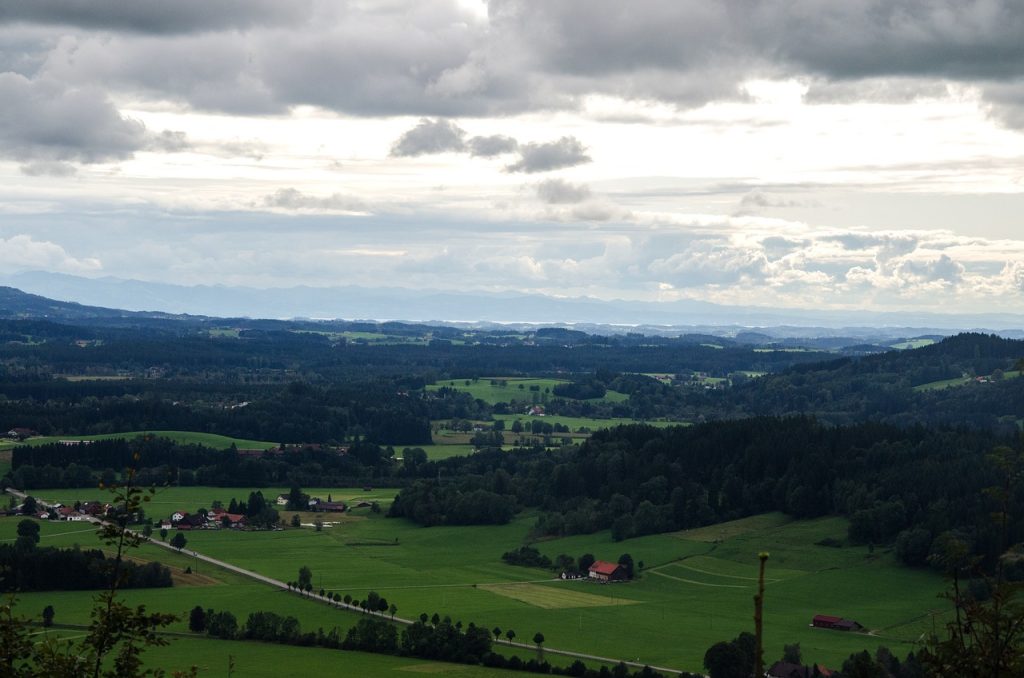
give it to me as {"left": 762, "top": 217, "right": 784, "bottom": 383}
{"left": 813, "top": 614, "right": 843, "bottom": 624}
{"left": 589, "top": 561, "right": 621, "bottom": 576}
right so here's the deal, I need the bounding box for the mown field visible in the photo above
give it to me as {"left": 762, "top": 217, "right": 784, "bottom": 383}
{"left": 7, "top": 489, "right": 950, "bottom": 674}
{"left": 426, "top": 378, "right": 629, "bottom": 405}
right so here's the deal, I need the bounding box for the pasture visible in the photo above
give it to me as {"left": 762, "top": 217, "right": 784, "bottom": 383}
{"left": 11, "top": 487, "right": 949, "bottom": 674}
{"left": 492, "top": 414, "right": 679, "bottom": 433}
{"left": 22, "top": 486, "right": 399, "bottom": 515}
{"left": 139, "top": 637, "right": 527, "bottom": 677}
{"left": 889, "top": 338, "right": 937, "bottom": 350}
{"left": 426, "top": 378, "right": 629, "bottom": 405}
{"left": 913, "top": 370, "right": 1020, "bottom": 392}
{"left": 16, "top": 430, "right": 278, "bottom": 449}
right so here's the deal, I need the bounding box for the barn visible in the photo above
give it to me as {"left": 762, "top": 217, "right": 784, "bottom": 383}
{"left": 812, "top": 614, "right": 863, "bottom": 631}
{"left": 588, "top": 561, "right": 627, "bottom": 582}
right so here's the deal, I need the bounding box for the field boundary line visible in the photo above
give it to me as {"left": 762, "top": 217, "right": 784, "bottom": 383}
{"left": 672, "top": 562, "right": 783, "bottom": 583}
{"left": 649, "top": 569, "right": 748, "bottom": 589}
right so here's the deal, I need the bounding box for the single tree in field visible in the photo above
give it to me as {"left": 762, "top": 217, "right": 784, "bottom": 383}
{"left": 314, "top": 518, "right": 323, "bottom": 532}
{"left": 389, "top": 603, "right": 397, "bottom": 620}
{"left": 21, "top": 496, "right": 38, "bottom": 514}
{"left": 533, "top": 632, "right": 545, "bottom": 658}
{"left": 188, "top": 606, "right": 207, "bottom": 633}
{"left": 16, "top": 519, "right": 40, "bottom": 545}
{"left": 141, "top": 524, "right": 153, "bottom": 539}
{"left": 42, "top": 605, "right": 55, "bottom": 627}
{"left": 297, "top": 565, "right": 313, "bottom": 591}
{"left": 290, "top": 514, "right": 301, "bottom": 528}
{"left": 493, "top": 626, "right": 502, "bottom": 643}
{"left": 506, "top": 628, "right": 516, "bottom": 644}
{"left": 419, "top": 613, "right": 428, "bottom": 624}
{"left": 431, "top": 613, "right": 441, "bottom": 626}
{"left": 170, "top": 532, "right": 187, "bottom": 551}
{"left": 159, "top": 527, "right": 168, "bottom": 541}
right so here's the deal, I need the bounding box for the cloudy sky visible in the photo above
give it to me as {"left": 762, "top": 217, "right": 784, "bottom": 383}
{"left": 2, "top": 0, "right": 1024, "bottom": 314}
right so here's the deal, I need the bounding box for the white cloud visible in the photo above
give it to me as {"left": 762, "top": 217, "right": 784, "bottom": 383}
{"left": 0, "top": 234, "right": 101, "bottom": 273}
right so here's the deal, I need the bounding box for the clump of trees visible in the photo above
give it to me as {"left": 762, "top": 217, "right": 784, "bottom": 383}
{"left": 0, "top": 542, "right": 172, "bottom": 592}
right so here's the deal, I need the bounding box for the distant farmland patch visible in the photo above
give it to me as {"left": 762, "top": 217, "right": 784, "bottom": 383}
{"left": 20, "top": 430, "right": 277, "bottom": 450}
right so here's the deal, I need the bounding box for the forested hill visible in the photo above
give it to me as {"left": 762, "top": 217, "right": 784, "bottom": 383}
{"left": 704, "top": 333, "right": 1024, "bottom": 430}
{"left": 390, "top": 416, "right": 1021, "bottom": 570}
{"left": 0, "top": 286, "right": 179, "bottom": 321}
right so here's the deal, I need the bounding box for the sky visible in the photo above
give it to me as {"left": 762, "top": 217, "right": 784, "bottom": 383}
{"left": 1, "top": 0, "right": 1024, "bottom": 315}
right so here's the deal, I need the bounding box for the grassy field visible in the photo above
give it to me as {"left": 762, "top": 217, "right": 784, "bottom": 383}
{"left": 426, "top": 378, "right": 629, "bottom": 405}
{"left": 889, "top": 338, "right": 937, "bottom": 350}
{"left": 141, "top": 637, "right": 528, "bottom": 677}
{"left": 10, "top": 486, "right": 948, "bottom": 674}
{"left": 493, "top": 414, "right": 680, "bottom": 433}
{"left": 411, "top": 443, "right": 478, "bottom": 459}
{"left": 913, "top": 370, "right": 1021, "bottom": 392}
{"left": 22, "top": 486, "right": 399, "bottom": 515}
{"left": 14, "top": 430, "right": 278, "bottom": 449}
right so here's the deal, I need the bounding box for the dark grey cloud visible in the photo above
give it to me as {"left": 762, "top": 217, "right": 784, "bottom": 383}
{"left": 536, "top": 178, "right": 591, "bottom": 204}
{"left": 20, "top": 160, "right": 76, "bottom": 177}
{"left": 8, "top": 0, "right": 1024, "bottom": 123}
{"left": 506, "top": 136, "right": 591, "bottom": 173}
{"left": 263, "top": 188, "right": 367, "bottom": 212}
{"left": 390, "top": 118, "right": 467, "bottom": 157}
{"left": 0, "top": 72, "right": 146, "bottom": 163}
{"left": 467, "top": 134, "right": 519, "bottom": 157}
{"left": 0, "top": 0, "right": 309, "bottom": 35}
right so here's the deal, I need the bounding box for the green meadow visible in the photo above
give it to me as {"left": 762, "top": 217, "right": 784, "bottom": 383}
{"left": 7, "top": 488, "right": 950, "bottom": 674}
{"left": 142, "top": 637, "right": 528, "bottom": 677}
{"left": 913, "top": 370, "right": 1021, "bottom": 392}
{"left": 889, "top": 338, "right": 937, "bottom": 350}
{"left": 16, "top": 430, "right": 278, "bottom": 449}
{"left": 426, "top": 378, "right": 629, "bottom": 405}
{"left": 19, "top": 486, "right": 399, "bottom": 514}
{"left": 492, "top": 414, "right": 678, "bottom": 433}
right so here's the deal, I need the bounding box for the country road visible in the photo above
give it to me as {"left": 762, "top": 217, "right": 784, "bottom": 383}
{"left": 5, "top": 487, "right": 687, "bottom": 675}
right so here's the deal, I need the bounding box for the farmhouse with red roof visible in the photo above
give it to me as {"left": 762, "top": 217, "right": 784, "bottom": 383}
{"left": 587, "top": 560, "right": 627, "bottom": 582}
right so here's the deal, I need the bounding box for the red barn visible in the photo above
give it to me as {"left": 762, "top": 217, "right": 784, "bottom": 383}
{"left": 588, "top": 561, "right": 627, "bottom": 582}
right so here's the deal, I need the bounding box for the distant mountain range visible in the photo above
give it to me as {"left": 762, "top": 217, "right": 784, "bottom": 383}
{"left": 2, "top": 270, "right": 1022, "bottom": 339}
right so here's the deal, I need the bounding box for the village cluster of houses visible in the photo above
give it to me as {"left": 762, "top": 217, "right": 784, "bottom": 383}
{"left": 164, "top": 508, "right": 247, "bottom": 531}
{"left": 13, "top": 499, "right": 109, "bottom": 522}
{"left": 274, "top": 494, "right": 354, "bottom": 512}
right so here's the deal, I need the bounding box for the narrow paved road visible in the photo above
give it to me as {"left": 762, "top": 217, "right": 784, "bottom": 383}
{"left": 6, "top": 488, "right": 686, "bottom": 675}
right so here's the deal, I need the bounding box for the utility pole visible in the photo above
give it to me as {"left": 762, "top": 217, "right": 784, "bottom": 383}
{"left": 754, "top": 552, "right": 769, "bottom": 678}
